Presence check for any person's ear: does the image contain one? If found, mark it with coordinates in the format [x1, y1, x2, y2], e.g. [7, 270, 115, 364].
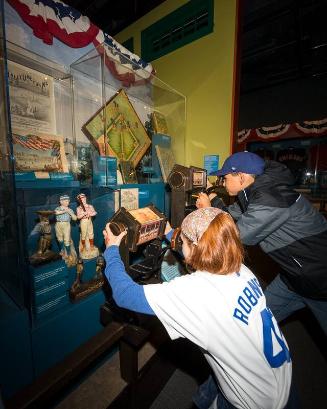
[239, 173, 245, 186]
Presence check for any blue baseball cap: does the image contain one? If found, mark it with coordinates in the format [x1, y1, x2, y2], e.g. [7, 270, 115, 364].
[210, 152, 265, 176]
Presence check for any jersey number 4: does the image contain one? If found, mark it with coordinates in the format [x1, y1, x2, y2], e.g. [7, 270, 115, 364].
[261, 308, 291, 368]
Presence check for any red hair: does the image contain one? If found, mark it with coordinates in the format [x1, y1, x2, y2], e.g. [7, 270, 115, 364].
[186, 213, 244, 274]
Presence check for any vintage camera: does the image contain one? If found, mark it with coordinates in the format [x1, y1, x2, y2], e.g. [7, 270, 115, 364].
[167, 164, 207, 227]
[101, 205, 168, 326]
[109, 205, 167, 281]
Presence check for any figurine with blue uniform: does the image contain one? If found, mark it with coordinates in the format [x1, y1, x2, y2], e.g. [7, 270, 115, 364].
[55, 194, 77, 266]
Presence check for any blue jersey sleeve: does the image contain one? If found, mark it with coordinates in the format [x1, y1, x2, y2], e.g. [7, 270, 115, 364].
[165, 229, 174, 242]
[104, 246, 155, 315]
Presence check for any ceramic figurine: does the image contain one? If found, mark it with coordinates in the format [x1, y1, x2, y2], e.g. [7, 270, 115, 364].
[70, 257, 84, 295]
[69, 256, 104, 302]
[95, 255, 105, 280]
[29, 210, 60, 265]
[54, 194, 77, 267]
[76, 193, 99, 259]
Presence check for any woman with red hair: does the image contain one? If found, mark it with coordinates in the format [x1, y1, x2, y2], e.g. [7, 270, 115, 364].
[103, 208, 292, 409]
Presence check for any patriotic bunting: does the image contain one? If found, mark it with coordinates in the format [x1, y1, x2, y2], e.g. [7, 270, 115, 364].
[237, 117, 327, 150]
[7, 0, 155, 86]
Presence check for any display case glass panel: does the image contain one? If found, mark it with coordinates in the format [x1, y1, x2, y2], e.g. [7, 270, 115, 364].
[5, 41, 75, 185]
[70, 43, 186, 186]
[0, 10, 23, 307]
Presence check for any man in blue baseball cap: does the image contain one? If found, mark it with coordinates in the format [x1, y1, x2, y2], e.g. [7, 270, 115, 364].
[197, 151, 327, 328]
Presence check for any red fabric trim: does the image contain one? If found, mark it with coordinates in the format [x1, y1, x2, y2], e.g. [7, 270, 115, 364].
[93, 40, 155, 87]
[237, 120, 327, 151]
[8, 0, 99, 47]
[7, 0, 155, 86]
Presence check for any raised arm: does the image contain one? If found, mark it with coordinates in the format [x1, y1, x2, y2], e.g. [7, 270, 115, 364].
[103, 224, 155, 315]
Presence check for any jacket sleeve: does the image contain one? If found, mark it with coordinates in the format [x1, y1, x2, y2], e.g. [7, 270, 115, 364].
[236, 203, 290, 245]
[104, 246, 155, 315]
[226, 202, 243, 220]
[211, 196, 243, 220]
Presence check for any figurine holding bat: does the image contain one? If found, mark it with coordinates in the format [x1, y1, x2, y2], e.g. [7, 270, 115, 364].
[76, 193, 99, 259]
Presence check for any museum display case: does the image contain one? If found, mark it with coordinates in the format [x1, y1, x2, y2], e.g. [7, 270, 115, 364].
[0, 18, 186, 395]
[1, 37, 186, 322]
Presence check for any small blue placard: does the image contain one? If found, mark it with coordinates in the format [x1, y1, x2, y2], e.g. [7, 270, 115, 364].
[15, 172, 37, 181]
[93, 156, 117, 186]
[50, 173, 74, 180]
[204, 155, 219, 176]
[139, 190, 150, 199]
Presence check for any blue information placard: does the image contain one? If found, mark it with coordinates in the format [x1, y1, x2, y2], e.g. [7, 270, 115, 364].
[204, 155, 219, 176]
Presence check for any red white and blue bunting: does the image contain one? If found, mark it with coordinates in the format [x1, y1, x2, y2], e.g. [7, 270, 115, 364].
[296, 118, 327, 134]
[7, 0, 155, 86]
[255, 124, 290, 139]
[237, 117, 327, 150]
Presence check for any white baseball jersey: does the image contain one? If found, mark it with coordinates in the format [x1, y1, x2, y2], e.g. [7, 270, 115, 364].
[144, 264, 291, 409]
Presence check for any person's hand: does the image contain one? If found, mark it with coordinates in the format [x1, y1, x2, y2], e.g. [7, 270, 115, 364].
[103, 223, 127, 248]
[165, 220, 173, 235]
[196, 192, 211, 208]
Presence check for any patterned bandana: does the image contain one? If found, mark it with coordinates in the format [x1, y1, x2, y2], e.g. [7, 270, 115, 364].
[181, 207, 224, 244]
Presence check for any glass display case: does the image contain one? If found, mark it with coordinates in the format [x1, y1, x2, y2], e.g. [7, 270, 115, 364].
[1, 38, 186, 325]
[5, 40, 186, 189]
[70, 42, 186, 186]
[1, 37, 186, 322]
[0, 2, 186, 399]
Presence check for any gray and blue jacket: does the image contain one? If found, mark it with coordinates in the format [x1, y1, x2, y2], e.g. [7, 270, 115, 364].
[213, 160, 327, 299]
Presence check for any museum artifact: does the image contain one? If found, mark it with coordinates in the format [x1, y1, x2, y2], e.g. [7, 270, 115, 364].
[29, 210, 61, 266]
[69, 255, 105, 301]
[82, 89, 151, 167]
[119, 160, 138, 184]
[13, 133, 68, 174]
[151, 110, 169, 134]
[167, 164, 207, 227]
[155, 144, 176, 182]
[76, 193, 99, 259]
[54, 194, 77, 267]
[8, 61, 56, 134]
[108, 205, 167, 280]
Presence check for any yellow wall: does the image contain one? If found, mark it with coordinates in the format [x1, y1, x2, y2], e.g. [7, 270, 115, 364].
[116, 0, 238, 168]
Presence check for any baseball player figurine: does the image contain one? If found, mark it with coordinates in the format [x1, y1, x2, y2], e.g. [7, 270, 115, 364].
[76, 193, 99, 259]
[29, 210, 61, 266]
[55, 194, 77, 266]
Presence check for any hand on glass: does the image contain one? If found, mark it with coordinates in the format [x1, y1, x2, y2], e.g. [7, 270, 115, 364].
[196, 192, 211, 208]
[103, 223, 127, 248]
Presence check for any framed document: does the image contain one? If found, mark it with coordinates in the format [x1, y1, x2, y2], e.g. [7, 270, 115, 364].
[8, 61, 56, 134]
[120, 188, 139, 211]
[82, 89, 151, 167]
[13, 133, 68, 173]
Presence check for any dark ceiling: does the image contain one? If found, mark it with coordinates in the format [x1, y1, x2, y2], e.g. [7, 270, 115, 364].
[63, 0, 327, 94]
[241, 0, 327, 93]
[63, 0, 167, 36]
